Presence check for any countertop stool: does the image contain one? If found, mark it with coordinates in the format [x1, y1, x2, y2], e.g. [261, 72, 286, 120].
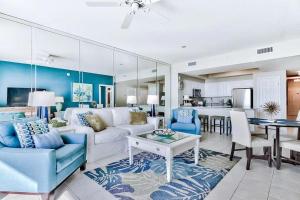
[210, 115, 225, 135]
[226, 117, 232, 136]
[199, 114, 209, 132]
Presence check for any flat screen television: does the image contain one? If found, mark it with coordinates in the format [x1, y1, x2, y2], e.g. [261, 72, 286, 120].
[7, 87, 46, 107]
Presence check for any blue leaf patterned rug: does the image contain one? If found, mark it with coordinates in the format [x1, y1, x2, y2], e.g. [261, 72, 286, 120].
[84, 148, 240, 200]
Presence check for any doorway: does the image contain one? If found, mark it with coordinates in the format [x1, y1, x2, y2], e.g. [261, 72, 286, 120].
[99, 85, 114, 108]
[287, 79, 300, 119]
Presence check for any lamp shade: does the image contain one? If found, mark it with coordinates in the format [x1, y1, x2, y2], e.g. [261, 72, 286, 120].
[55, 96, 64, 103]
[147, 95, 159, 105]
[183, 95, 190, 100]
[127, 95, 137, 104]
[28, 91, 55, 107]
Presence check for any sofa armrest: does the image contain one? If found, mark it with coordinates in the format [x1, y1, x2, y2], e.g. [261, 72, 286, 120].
[61, 133, 87, 146]
[0, 148, 56, 193]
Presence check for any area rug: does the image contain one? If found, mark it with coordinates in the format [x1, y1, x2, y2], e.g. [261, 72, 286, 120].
[84, 148, 240, 200]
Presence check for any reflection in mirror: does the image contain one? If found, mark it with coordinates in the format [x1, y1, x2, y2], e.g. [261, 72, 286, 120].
[0, 18, 35, 117]
[32, 28, 80, 118]
[114, 51, 138, 107]
[80, 41, 114, 108]
[137, 58, 158, 115]
[157, 63, 171, 121]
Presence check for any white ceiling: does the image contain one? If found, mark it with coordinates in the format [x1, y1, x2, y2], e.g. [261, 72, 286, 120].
[0, 0, 300, 63]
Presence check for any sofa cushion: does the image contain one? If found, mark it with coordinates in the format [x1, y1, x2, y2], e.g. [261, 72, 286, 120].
[56, 144, 85, 173]
[112, 107, 130, 126]
[33, 130, 64, 149]
[130, 112, 147, 125]
[117, 124, 155, 136]
[171, 122, 196, 132]
[94, 127, 129, 144]
[0, 122, 21, 148]
[92, 108, 114, 127]
[77, 112, 93, 127]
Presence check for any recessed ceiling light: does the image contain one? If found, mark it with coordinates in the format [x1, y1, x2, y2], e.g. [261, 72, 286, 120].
[181, 45, 187, 49]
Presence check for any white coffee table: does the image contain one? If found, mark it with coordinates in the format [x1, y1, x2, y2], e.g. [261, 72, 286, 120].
[127, 131, 200, 182]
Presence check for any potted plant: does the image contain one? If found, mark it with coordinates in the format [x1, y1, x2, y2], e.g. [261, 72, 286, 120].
[261, 101, 280, 120]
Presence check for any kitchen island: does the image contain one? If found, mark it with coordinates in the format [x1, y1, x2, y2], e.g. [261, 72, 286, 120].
[186, 106, 255, 118]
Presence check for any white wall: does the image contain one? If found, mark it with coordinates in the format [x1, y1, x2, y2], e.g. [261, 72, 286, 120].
[171, 38, 300, 109]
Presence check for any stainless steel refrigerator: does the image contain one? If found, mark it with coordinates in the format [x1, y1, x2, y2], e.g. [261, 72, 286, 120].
[232, 88, 253, 109]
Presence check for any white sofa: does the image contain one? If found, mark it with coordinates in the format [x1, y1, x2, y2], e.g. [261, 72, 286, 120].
[65, 107, 154, 163]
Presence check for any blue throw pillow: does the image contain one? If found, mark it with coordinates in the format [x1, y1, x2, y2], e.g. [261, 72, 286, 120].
[0, 122, 21, 148]
[32, 130, 64, 149]
[177, 109, 194, 124]
[77, 112, 92, 127]
[14, 119, 49, 148]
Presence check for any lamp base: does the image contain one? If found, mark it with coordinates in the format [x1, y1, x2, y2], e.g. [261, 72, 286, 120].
[37, 106, 49, 122]
[150, 104, 156, 117]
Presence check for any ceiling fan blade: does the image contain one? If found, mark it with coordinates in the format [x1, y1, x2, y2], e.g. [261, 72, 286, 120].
[121, 12, 134, 29]
[86, 1, 120, 7]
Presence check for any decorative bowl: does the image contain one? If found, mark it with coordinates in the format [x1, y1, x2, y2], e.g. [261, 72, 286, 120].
[154, 129, 175, 137]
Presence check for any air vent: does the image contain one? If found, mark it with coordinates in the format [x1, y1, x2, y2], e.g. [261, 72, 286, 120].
[188, 61, 197, 67]
[257, 47, 273, 54]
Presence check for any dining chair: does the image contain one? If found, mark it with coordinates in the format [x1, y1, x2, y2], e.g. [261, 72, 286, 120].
[278, 140, 300, 168]
[229, 111, 273, 170]
[272, 110, 300, 156]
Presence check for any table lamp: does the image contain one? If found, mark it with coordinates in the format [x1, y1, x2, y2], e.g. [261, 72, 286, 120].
[28, 91, 55, 122]
[127, 95, 137, 107]
[55, 96, 64, 112]
[147, 95, 159, 117]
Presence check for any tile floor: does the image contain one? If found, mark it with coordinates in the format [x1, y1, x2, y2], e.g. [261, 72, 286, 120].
[1, 132, 300, 200]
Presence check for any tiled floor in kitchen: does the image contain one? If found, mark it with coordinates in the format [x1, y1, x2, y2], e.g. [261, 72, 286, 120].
[1, 132, 299, 200]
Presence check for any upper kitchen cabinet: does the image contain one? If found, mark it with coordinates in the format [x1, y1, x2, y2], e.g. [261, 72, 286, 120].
[80, 41, 114, 76]
[32, 28, 79, 71]
[0, 18, 31, 64]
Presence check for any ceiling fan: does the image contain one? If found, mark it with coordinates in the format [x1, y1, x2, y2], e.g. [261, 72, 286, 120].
[86, 0, 163, 29]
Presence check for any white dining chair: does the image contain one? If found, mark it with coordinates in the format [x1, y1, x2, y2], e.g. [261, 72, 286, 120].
[229, 111, 273, 170]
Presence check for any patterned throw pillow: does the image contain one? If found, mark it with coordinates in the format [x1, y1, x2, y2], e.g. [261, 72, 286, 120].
[77, 112, 93, 127]
[14, 119, 49, 148]
[177, 109, 194, 124]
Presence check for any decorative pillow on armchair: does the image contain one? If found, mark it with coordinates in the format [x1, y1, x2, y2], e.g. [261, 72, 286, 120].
[14, 119, 49, 148]
[177, 109, 194, 124]
[33, 129, 64, 149]
[85, 114, 107, 132]
[130, 112, 147, 125]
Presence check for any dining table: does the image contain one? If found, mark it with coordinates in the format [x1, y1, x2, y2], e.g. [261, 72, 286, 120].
[248, 118, 300, 169]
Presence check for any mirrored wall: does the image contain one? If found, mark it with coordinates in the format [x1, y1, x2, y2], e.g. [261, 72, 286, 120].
[0, 15, 171, 119]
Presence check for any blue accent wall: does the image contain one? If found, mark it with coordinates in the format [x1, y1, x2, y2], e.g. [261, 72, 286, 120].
[0, 60, 113, 110]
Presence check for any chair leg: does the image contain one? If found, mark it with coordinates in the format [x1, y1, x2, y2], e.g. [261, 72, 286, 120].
[219, 120, 222, 135]
[80, 162, 87, 171]
[210, 118, 212, 133]
[223, 119, 225, 134]
[230, 142, 235, 161]
[273, 138, 276, 157]
[268, 147, 272, 167]
[246, 147, 252, 170]
[214, 119, 216, 132]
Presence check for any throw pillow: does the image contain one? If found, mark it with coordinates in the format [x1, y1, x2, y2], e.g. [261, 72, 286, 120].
[33, 130, 64, 149]
[85, 114, 107, 132]
[77, 112, 93, 127]
[177, 109, 194, 124]
[14, 119, 49, 148]
[130, 112, 147, 125]
[14, 121, 36, 148]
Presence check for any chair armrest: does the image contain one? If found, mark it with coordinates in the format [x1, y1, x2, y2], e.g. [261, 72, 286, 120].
[194, 116, 201, 135]
[72, 125, 95, 145]
[167, 117, 176, 129]
[0, 148, 56, 193]
[61, 133, 87, 146]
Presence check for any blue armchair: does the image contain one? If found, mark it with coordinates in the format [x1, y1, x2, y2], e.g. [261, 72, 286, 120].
[0, 122, 87, 199]
[167, 108, 201, 135]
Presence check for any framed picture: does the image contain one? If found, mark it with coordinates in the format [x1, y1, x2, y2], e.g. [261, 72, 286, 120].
[72, 83, 93, 102]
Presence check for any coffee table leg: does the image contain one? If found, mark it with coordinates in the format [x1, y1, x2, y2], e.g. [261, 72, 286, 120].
[195, 139, 199, 165]
[166, 151, 173, 182]
[129, 145, 133, 165]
